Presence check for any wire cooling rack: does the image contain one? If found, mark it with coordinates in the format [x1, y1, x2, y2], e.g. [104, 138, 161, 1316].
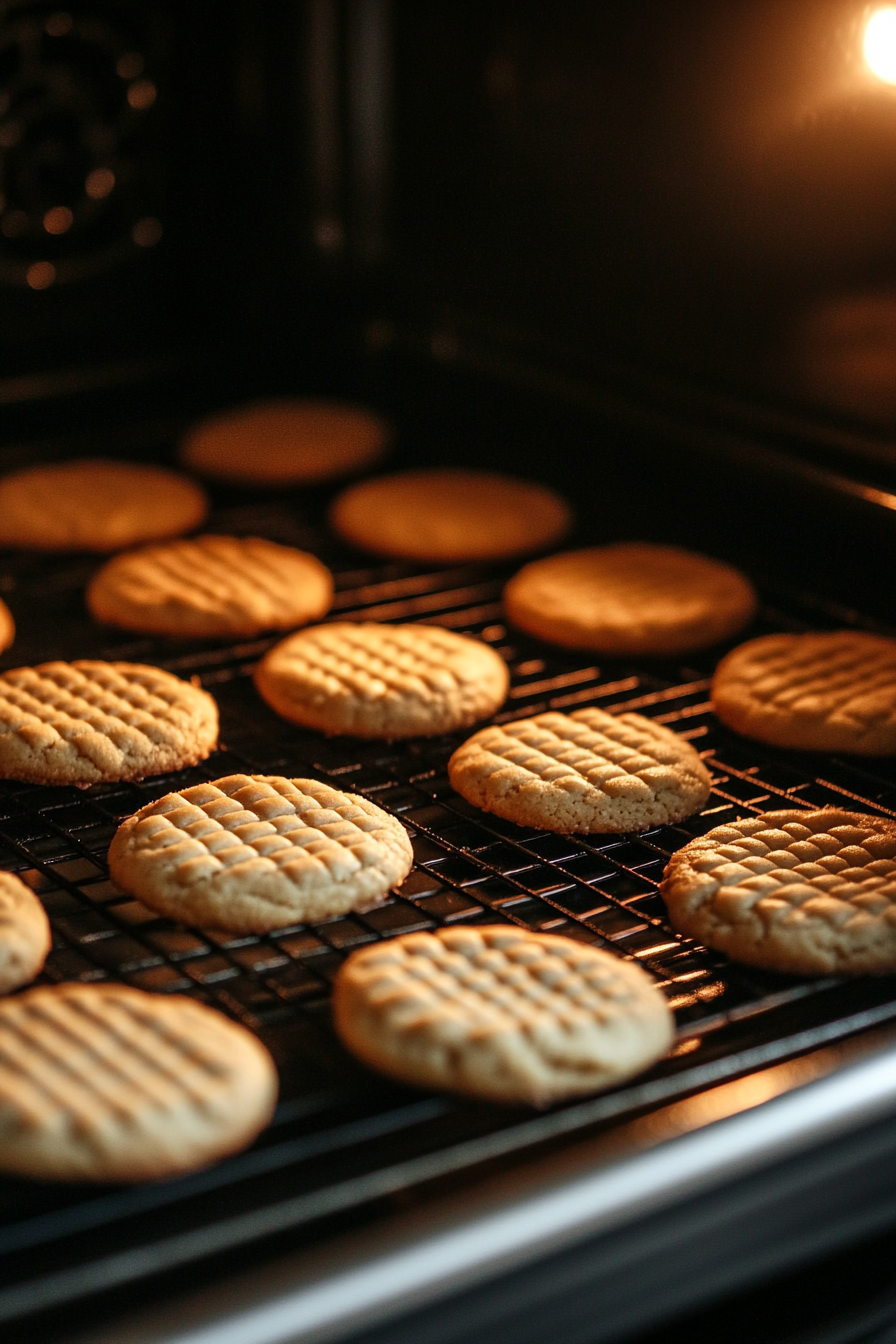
[2, 497, 896, 1327]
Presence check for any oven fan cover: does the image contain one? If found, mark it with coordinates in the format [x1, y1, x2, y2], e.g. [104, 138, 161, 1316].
[0, 1, 162, 289]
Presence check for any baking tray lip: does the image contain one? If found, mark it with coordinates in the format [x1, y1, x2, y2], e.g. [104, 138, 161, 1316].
[62, 1026, 896, 1344]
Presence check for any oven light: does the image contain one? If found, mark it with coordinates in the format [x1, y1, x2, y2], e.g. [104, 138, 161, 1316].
[864, 6, 896, 83]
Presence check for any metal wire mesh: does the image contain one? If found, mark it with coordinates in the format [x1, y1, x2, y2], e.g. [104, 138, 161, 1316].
[3, 500, 896, 1317]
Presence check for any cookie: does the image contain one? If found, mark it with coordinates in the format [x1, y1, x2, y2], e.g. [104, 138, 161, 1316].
[448, 707, 712, 834]
[0, 982, 277, 1180]
[504, 543, 757, 656]
[0, 597, 14, 655]
[108, 773, 414, 933]
[0, 660, 218, 785]
[329, 468, 572, 564]
[661, 808, 896, 975]
[333, 925, 674, 1105]
[0, 872, 50, 993]
[179, 399, 390, 486]
[87, 535, 334, 638]
[254, 622, 510, 739]
[712, 631, 896, 755]
[0, 459, 207, 553]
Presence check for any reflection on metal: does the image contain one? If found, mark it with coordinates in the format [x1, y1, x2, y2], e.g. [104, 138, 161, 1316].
[75, 1034, 896, 1344]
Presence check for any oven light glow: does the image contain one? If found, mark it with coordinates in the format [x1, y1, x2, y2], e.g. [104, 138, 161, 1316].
[864, 7, 896, 83]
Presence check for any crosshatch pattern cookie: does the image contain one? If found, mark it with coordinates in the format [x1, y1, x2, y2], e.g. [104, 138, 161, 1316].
[0, 872, 50, 994]
[254, 622, 510, 739]
[179, 399, 390, 486]
[504, 543, 757, 656]
[712, 631, 896, 755]
[661, 809, 896, 975]
[87, 535, 334, 638]
[0, 983, 278, 1181]
[448, 707, 712, 834]
[333, 925, 674, 1106]
[0, 660, 218, 785]
[0, 459, 208, 553]
[109, 773, 414, 933]
[330, 469, 572, 564]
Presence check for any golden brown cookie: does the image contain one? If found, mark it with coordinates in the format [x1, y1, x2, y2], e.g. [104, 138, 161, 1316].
[108, 773, 414, 933]
[0, 982, 277, 1180]
[333, 925, 674, 1105]
[87, 535, 334, 638]
[0, 660, 218, 785]
[661, 808, 896, 975]
[0, 459, 207, 553]
[179, 399, 390, 486]
[504, 543, 757, 656]
[0, 597, 14, 655]
[254, 622, 509, 739]
[712, 631, 896, 755]
[329, 468, 572, 563]
[449, 707, 711, 834]
[0, 872, 50, 993]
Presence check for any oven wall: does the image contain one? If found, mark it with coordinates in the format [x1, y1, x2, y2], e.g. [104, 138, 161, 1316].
[390, 1, 896, 422]
[1, 1, 895, 554]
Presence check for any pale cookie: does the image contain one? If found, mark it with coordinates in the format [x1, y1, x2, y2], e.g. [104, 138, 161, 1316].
[0, 660, 218, 785]
[712, 631, 896, 755]
[180, 399, 390, 486]
[504, 543, 757, 656]
[108, 773, 414, 933]
[0, 459, 207, 553]
[448, 707, 712, 834]
[87, 535, 334, 638]
[0, 872, 50, 993]
[254, 622, 509, 739]
[661, 808, 896, 975]
[333, 925, 674, 1106]
[0, 983, 277, 1181]
[330, 468, 572, 563]
[0, 597, 14, 655]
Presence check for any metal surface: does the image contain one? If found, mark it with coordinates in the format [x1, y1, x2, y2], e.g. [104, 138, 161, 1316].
[69, 1026, 896, 1344]
[3, 493, 896, 1336]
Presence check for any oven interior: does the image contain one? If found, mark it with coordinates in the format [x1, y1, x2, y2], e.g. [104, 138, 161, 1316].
[3, 3, 896, 1343]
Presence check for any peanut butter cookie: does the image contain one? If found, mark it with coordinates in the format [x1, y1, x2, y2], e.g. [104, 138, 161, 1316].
[0, 983, 277, 1180]
[449, 707, 711, 833]
[334, 925, 673, 1105]
[712, 631, 896, 755]
[109, 773, 414, 932]
[330, 468, 571, 563]
[0, 459, 207, 552]
[504, 543, 757, 656]
[0, 660, 218, 785]
[180, 399, 390, 486]
[662, 808, 896, 974]
[88, 535, 333, 638]
[254, 622, 509, 738]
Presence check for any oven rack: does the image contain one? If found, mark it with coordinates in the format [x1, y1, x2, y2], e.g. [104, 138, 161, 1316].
[3, 501, 896, 1334]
